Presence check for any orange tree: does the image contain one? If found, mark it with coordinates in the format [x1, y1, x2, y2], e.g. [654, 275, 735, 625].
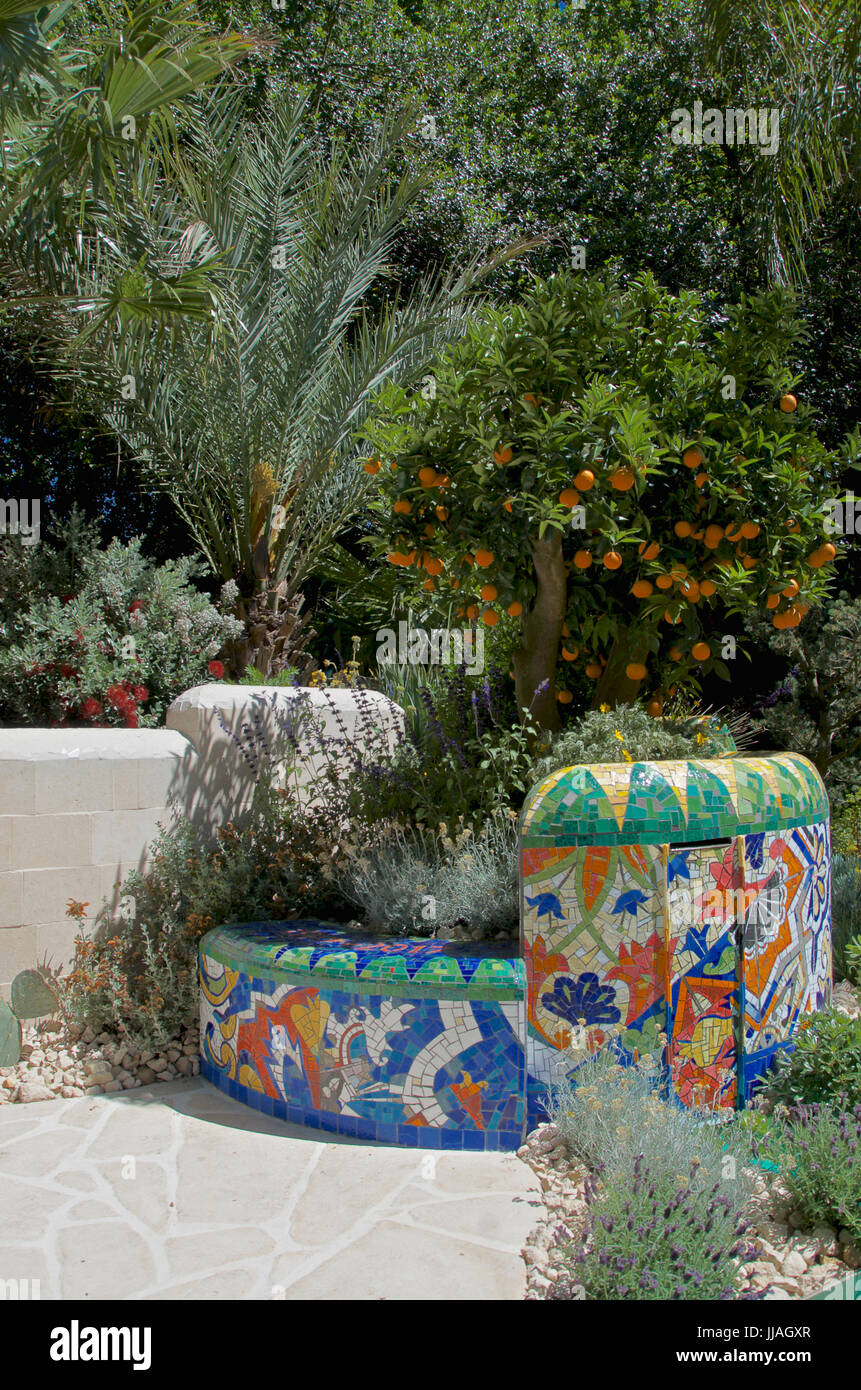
[361, 271, 844, 731]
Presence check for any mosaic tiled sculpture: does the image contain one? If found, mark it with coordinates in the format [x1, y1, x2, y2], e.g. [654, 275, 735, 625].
[199, 753, 831, 1148]
[521, 753, 831, 1116]
[199, 923, 527, 1148]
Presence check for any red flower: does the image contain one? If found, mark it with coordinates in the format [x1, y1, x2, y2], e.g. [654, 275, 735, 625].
[60, 663, 76, 679]
[123, 711, 139, 729]
[129, 600, 144, 614]
[208, 660, 225, 679]
[132, 685, 149, 702]
[79, 698, 102, 720]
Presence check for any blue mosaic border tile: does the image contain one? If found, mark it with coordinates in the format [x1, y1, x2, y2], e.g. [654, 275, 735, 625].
[200, 1057, 523, 1151]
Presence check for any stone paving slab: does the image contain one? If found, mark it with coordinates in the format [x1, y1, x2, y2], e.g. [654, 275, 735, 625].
[0, 1079, 539, 1300]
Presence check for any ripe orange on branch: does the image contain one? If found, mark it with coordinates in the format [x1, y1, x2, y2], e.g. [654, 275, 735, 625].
[559, 488, 580, 508]
[691, 641, 711, 662]
[610, 467, 636, 491]
[364, 459, 381, 474]
[474, 548, 494, 568]
[603, 550, 623, 570]
[507, 600, 524, 617]
[573, 550, 593, 569]
[674, 521, 693, 538]
[780, 394, 798, 413]
[393, 499, 411, 514]
[683, 446, 704, 469]
[638, 540, 660, 561]
[419, 465, 438, 487]
[574, 469, 595, 491]
[494, 446, 513, 464]
[480, 583, 498, 601]
[632, 579, 653, 598]
[626, 662, 647, 681]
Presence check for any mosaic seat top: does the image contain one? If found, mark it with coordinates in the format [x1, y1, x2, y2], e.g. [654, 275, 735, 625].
[521, 753, 828, 848]
[200, 920, 524, 999]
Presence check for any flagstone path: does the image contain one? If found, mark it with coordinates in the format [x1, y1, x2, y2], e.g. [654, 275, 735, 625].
[0, 1078, 539, 1300]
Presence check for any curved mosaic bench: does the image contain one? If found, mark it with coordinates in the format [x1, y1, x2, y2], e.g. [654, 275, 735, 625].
[199, 922, 527, 1150]
[199, 752, 832, 1147]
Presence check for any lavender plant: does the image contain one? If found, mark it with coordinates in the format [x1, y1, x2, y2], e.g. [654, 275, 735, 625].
[779, 1104, 861, 1243]
[548, 1155, 757, 1301]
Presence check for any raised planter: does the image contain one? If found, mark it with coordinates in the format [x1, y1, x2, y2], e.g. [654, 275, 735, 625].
[199, 752, 833, 1148]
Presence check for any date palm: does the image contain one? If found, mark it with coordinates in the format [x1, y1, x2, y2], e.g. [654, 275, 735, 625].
[48, 94, 533, 676]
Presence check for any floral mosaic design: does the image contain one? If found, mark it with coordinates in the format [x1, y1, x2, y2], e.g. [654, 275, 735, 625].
[520, 754, 832, 1117]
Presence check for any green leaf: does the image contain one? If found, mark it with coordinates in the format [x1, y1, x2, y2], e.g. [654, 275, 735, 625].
[0, 999, 22, 1066]
[11, 968, 58, 1019]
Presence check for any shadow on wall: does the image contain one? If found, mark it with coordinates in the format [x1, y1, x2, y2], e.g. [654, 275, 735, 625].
[163, 681, 405, 832]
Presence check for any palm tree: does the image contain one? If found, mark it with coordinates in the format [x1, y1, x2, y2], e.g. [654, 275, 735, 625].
[43, 94, 534, 676]
[0, 0, 255, 340]
[696, 0, 861, 285]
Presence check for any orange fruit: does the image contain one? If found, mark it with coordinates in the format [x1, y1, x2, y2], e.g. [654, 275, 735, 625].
[691, 641, 711, 662]
[557, 689, 573, 703]
[683, 446, 704, 469]
[638, 540, 661, 561]
[786, 518, 800, 533]
[780, 394, 798, 413]
[669, 564, 688, 580]
[698, 579, 717, 598]
[508, 600, 523, 617]
[603, 550, 623, 570]
[674, 521, 693, 538]
[704, 524, 724, 549]
[387, 552, 403, 566]
[480, 583, 498, 601]
[562, 645, 579, 661]
[585, 662, 602, 679]
[436, 505, 449, 521]
[664, 610, 681, 624]
[695, 472, 709, 489]
[681, 579, 700, 602]
[782, 579, 800, 598]
[562, 623, 570, 637]
[632, 579, 653, 598]
[626, 662, 647, 681]
[466, 605, 479, 621]
[573, 550, 593, 569]
[610, 467, 635, 491]
[462, 553, 475, 567]
[393, 499, 411, 515]
[503, 499, 513, 514]
[419, 465, 438, 486]
[740, 521, 760, 540]
[452, 579, 460, 591]
[559, 488, 580, 508]
[725, 523, 744, 542]
[574, 469, 595, 491]
[436, 474, 451, 488]
[364, 459, 381, 474]
[766, 593, 781, 609]
[773, 611, 791, 629]
[741, 555, 758, 570]
[481, 608, 498, 626]
[424, 556, 444, 577]
[655, 574, 674, 590]
[423, 523, 436, 537]
[474, 548, 494, 568]
[820, 542, 837, 561]
[669, 646, 683, 662]
[494, 445, 513, 465]
[646, 697, 664, 717]
[423, 578, 435, 591]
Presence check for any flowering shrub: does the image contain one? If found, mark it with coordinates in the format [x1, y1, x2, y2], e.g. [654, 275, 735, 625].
[548, 1155, 756, 1301]
[529, 704, 737, 785]
[57, 780, 354, 1047]
[779, 1103, 861, 1243]
[0, 522, 243, 726]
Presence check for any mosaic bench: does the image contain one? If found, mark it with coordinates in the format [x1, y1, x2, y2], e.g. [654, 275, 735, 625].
[199, 922, 527, 1150]
[200, 752, 832, 1148]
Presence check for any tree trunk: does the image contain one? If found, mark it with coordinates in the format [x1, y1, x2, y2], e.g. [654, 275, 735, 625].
[591, 626, 649, 709]
[513, 529, 567, 732]
[225, 580, 316, 681]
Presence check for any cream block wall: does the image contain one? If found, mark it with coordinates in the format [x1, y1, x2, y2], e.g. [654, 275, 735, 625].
[0, 729, 194, 993]
[0, 686, 403, 992]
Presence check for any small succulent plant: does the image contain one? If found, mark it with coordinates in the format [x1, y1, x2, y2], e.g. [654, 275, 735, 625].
[0, 969, 59, 1066]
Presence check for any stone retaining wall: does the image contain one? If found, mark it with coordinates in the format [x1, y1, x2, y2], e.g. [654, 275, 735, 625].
[0, 685, 403, 992]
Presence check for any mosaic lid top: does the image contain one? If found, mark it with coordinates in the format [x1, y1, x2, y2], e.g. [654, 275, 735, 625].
[520, 753, 828, 848]
[200, 920, 524, 997]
